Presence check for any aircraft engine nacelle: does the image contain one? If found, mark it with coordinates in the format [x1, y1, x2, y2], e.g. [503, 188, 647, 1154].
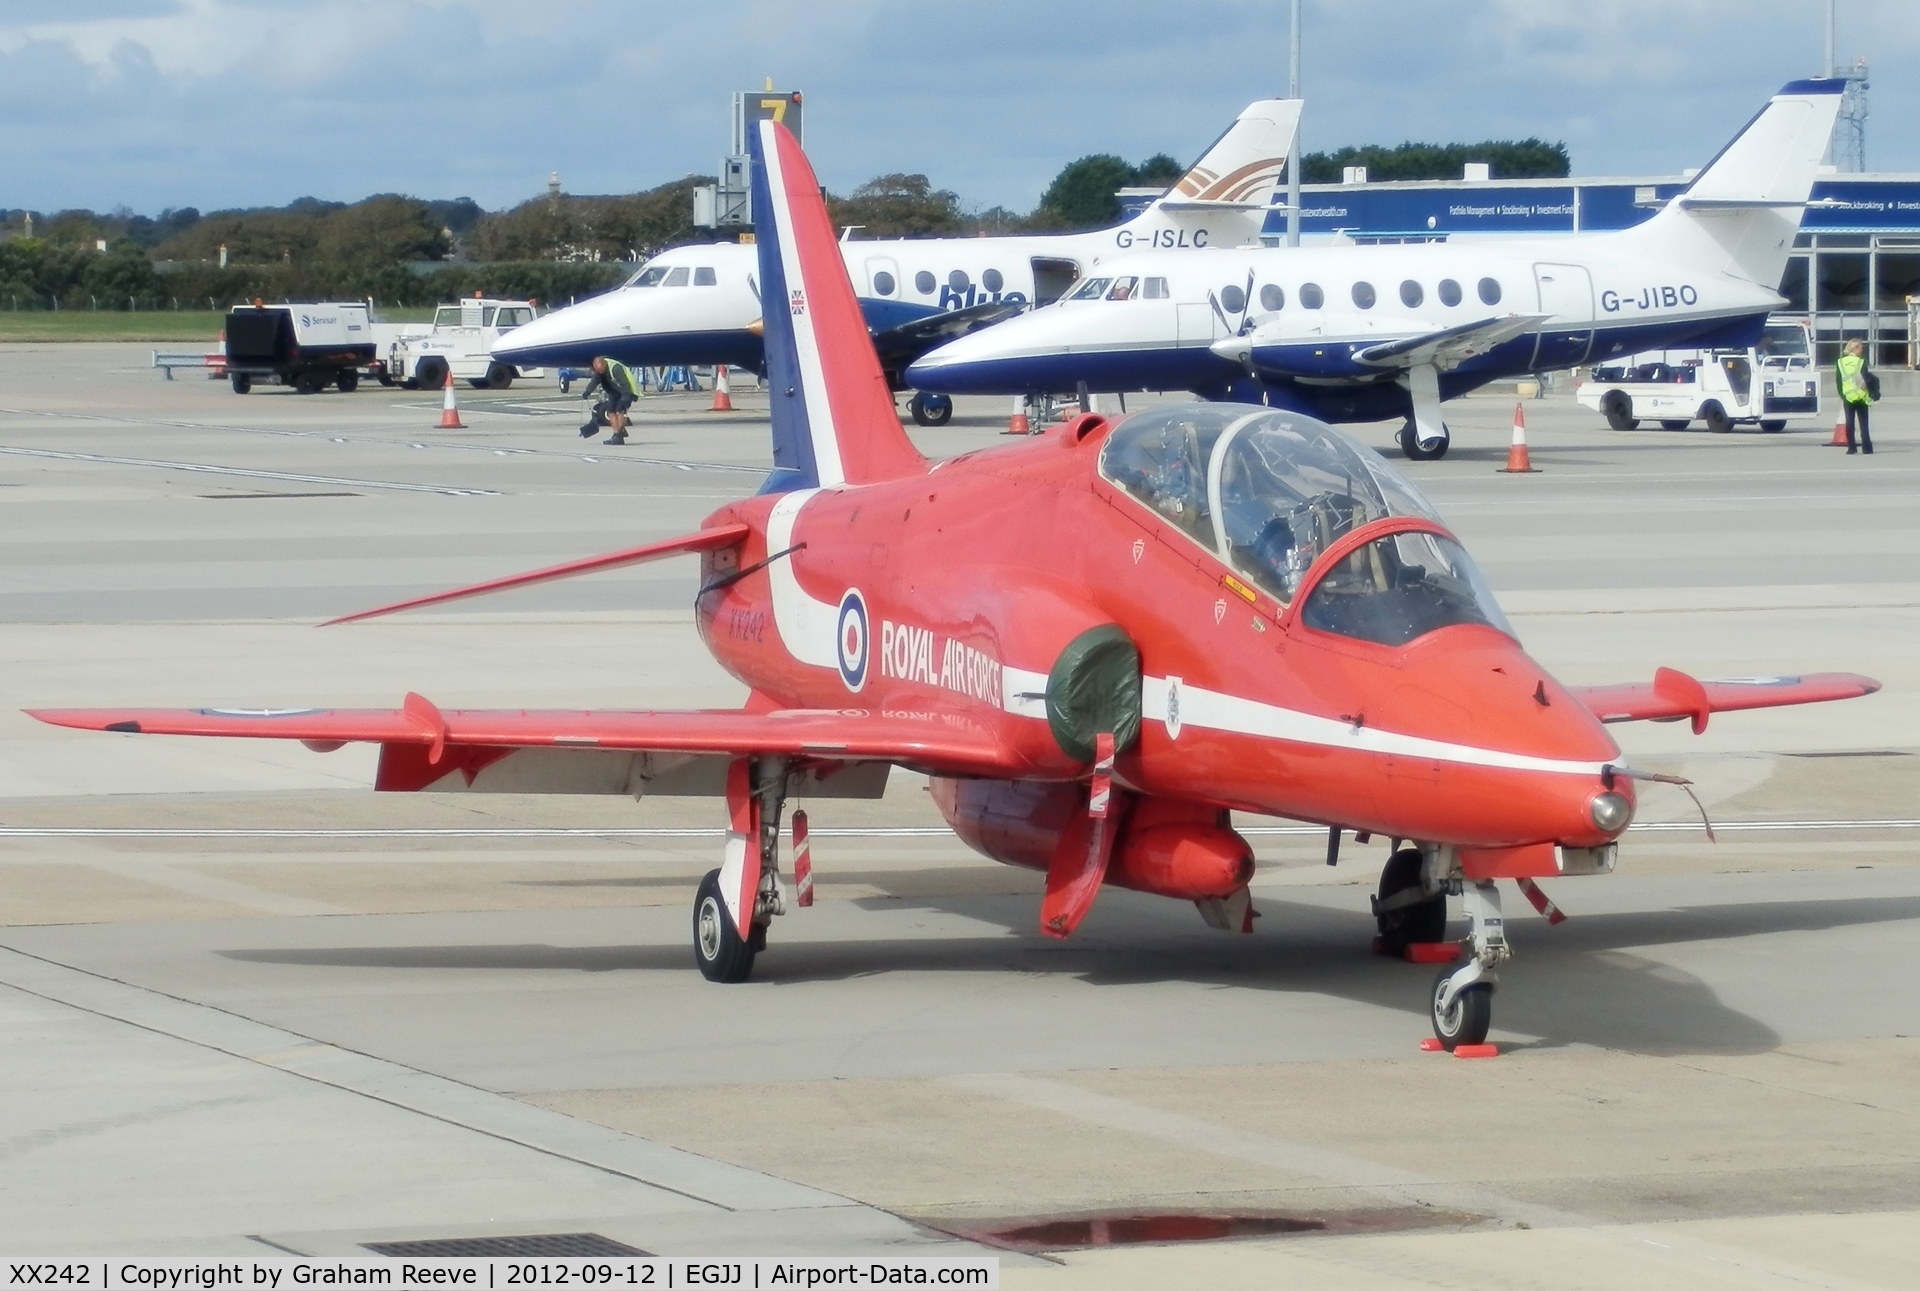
[929, 777, 1254, 901]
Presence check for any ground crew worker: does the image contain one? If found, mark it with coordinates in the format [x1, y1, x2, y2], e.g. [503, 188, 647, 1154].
[1837, 338, 1874, 455]
[579, 356, 639, 444]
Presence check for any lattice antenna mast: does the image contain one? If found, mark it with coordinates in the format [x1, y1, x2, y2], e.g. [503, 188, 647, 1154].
[1835, 57, 1869, 172]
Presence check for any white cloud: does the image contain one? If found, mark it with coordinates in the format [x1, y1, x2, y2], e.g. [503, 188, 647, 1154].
[2, 0, 1916, 215]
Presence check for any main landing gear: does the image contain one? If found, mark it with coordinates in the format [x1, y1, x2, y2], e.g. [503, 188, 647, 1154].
[1371, 846, 1508, 1050]
[692, 757, 788, 983]
[1396, 361, 1451, 460]
[908, 392, 953, 426]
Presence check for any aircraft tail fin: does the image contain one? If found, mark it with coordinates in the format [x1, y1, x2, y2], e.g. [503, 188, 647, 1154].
[1619, 79, 1845, 288]
[750, 120, 926, 493]
[1154, 98, 1302, 209]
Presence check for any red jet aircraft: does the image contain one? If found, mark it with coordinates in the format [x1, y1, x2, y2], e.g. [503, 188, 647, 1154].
[31, 123, 1880, 1049]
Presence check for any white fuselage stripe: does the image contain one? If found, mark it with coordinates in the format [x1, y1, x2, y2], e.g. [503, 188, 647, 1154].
[766, 489, 838, 669]
[1142, 676, 1611, 776]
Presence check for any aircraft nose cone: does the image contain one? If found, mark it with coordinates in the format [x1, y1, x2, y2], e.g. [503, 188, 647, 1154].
[908, 317, 1061, 394]
[490, 308, 581, 365]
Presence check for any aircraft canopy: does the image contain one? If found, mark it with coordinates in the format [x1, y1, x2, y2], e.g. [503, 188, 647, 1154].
[1100, 405, 1513, 644]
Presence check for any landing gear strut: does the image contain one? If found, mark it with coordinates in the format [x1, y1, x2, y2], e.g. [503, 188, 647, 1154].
[1396, 362, 1450, 460]
[1430, 879, 1505, 1049]
[693, 757, 788, 983]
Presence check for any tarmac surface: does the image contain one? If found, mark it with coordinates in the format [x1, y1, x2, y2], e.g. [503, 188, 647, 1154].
[2, 344, 1918, 1286]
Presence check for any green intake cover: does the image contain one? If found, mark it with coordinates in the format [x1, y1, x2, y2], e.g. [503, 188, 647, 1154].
[1045, 624, 1142, 763]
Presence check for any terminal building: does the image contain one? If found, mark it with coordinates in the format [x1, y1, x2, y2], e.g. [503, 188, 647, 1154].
[1228, 171, 1920, 367]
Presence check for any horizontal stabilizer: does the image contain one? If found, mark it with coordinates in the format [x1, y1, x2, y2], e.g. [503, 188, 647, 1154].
[28, 702, 1027, 778]
[322, 524, 751, 624]
[1568, 669, 1879, 732]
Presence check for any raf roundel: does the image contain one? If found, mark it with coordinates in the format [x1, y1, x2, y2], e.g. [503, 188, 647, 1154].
[836, 588, 870, 692]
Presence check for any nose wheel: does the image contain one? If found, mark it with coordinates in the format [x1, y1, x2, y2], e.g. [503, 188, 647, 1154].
[1431, 971, 1492, 1047]
[1429, 879, 1507, 1050]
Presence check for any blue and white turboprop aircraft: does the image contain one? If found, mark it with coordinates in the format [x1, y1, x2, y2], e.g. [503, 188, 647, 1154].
[907, 79, 1844, 457]
[493, 99, 1302, 424]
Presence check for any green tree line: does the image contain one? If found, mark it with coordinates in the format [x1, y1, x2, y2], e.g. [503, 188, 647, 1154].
[0, 135, 1568, 310]
[1300, 138, 1569, 183]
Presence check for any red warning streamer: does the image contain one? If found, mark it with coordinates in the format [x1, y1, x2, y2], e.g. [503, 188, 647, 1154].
[1516, 876, 1566, 925]
[793, 809, 813, 908]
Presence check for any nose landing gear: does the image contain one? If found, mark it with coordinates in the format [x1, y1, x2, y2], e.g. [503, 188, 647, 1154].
[1429, 879, 1506, 1050]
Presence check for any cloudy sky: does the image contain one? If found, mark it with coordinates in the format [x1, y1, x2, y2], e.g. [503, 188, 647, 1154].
[3, 0, 1915, 217]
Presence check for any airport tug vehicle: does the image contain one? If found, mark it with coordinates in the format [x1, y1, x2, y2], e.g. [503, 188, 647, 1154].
[1577, 318, 1820, 433]
[31, 124, 1879, 1049]
[377, 297, 545, 391]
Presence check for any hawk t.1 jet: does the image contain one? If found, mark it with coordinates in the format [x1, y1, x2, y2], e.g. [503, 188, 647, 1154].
[30, 117, 1877, 1049]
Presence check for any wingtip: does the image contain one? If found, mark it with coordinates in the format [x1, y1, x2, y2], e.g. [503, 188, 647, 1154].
[24, 709, 133, 733]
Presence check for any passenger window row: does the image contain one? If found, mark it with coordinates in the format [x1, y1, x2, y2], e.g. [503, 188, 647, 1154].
[1245, 276, 1501, 313]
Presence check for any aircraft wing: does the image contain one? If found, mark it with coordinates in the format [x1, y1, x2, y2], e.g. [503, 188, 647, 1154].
[27, 700, 1029, 785]
[1353, 314, 1548, 370]
[1566, 668, 1880, 734]
[871, 300, 1027, 378]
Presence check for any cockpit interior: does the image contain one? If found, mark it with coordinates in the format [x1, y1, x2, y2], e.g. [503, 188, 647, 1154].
[1099, 406, 1514, 647]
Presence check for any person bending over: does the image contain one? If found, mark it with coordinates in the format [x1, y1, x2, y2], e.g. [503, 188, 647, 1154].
[580, 356, 639, 444]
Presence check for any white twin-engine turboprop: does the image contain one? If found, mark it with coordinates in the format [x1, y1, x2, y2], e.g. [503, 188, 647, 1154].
[491, 98, 1304, 418]
[906, 79, 1846, 460]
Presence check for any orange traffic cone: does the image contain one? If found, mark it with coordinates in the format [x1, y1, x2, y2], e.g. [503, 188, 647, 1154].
[1500, 403, 1539, 473]
[1827, 411, 1849, 446]
[710, 364, 734, 412]
[438, 367, 464, 429]
[1006, 396, 1031, 435]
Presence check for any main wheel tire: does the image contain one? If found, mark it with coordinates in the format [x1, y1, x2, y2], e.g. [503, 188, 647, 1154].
[230, 373, 252, 395]
[1659, 419, 1691, 430]
[910, 392, 953, 427]
[1375, 847, 1446, 956]
[335, 369, 360, 394]
[1603, 394, 1639, 432]
[415, 359, 448, 392]
[1702, 401, 1733, 434]
[293, 371, 324, 395]
[1397, 419, 1450, 461]
[1431, 972, 1492, 1050]
[1759, 419, 1786, 432]
[485, 362, 515, 390]
[692, 869, 757, 983]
